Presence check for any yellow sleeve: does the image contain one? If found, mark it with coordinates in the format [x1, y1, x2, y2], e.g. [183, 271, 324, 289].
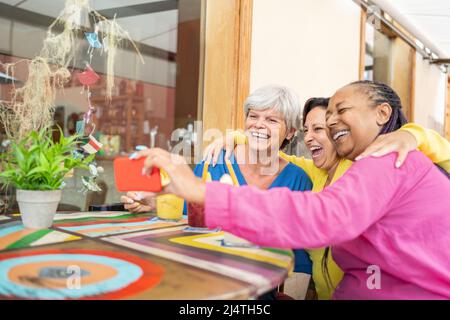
[278, 152, 318, 179]
[400, 123, 450, 172]
[232, 130, 247, 145]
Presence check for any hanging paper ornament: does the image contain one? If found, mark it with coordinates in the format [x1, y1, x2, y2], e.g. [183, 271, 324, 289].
[81, 135, 103, 154]
[89, 163, 98, 177]
[72, 150, 84, 160]
[83, 106, 95, 124]
[1, 139, 11, 148]
[75, 120, 85, 135]
[85, 32, 102, 49]
[81, 176, 102, 193]
[78, 64, 100, 86]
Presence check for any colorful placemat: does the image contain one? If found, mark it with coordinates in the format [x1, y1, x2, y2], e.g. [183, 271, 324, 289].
[0, 221, 81, 251]
[170, 232, 292, 269]
[55, 212, 187, 238]
[103, 227, 293, 294]
[53, 211, 154, 225]
[0, 249, 164, 299]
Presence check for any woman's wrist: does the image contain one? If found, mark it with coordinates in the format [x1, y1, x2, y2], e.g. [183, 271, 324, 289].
[192, 180, 206, 205]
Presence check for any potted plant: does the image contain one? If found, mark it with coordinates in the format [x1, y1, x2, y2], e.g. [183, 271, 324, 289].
[0, 126, 94, 229]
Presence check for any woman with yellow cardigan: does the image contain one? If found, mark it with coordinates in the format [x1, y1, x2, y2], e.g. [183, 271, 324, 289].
[203, 97, 450, 299]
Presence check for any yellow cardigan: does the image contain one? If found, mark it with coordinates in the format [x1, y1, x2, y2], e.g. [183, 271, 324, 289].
[402, 123, 450, 172]
[235, 123, 450, 299]
[277, 154, 349, 299]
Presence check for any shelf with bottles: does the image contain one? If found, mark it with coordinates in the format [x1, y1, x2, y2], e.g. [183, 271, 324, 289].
[86, 78, 147, 156]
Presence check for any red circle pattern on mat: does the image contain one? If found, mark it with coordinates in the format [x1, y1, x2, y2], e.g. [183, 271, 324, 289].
[0, 249, 164, 300]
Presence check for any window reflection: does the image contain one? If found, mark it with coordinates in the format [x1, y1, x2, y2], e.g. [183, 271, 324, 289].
[0, 0, 202, 211]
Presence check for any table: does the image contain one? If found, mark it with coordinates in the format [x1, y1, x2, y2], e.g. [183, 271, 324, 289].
[3, 202, 81, 214]
[0, 211, 293, 300]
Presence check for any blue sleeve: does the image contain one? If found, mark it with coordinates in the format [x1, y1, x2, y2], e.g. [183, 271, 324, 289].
[293, 249, 313, 274]
[290, 166, 313, 192]
[193, 162, 206, 178]
[293, 166, 313, 191]
[303, 174, 313, 191]
[183, 162, 206, 214]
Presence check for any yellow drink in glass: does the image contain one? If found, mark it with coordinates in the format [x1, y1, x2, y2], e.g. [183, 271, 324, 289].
[156, 194, 184, 220]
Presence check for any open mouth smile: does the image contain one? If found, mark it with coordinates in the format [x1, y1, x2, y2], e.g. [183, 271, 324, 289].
[250, 132, 270, 140]
[332, 130, 350, 142]
[309, 145, 323, 158]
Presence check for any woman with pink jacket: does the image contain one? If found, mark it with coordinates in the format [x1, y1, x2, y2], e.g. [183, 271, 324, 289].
[136, 81, 450, 299]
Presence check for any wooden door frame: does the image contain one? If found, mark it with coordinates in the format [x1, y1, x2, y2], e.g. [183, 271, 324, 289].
[200, 0, 253, 143]
[359, 8, 367, 80]
[358, 7, 416, 122]
[446, 76, 450, 140]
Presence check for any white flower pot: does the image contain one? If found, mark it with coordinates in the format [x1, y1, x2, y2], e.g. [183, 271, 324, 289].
[16, 189, 62, 229]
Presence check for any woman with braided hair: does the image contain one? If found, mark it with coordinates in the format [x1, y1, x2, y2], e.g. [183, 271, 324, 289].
[136, 80, 450, 299]
[351, 80, 450, 178]
[201, 81, 450, 299]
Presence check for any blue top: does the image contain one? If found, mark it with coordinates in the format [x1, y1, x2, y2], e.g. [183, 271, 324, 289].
[185, 149, 314, 274]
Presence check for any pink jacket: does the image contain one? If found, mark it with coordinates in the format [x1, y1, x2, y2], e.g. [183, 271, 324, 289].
[204, 152, 450, 299]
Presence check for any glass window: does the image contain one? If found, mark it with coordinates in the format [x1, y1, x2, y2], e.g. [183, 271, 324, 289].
[0, 0, 202, 211]
[364, 19, 415, 121]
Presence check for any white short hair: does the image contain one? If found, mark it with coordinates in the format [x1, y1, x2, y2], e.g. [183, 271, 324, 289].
[243, 85, 301, 131]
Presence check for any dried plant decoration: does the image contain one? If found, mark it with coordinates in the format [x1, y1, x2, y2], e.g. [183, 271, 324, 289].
[0, 0, 144, 143]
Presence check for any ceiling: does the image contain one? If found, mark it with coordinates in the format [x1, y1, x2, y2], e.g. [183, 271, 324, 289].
[379, 0, 450, 58]
[0, 0, 178, 53]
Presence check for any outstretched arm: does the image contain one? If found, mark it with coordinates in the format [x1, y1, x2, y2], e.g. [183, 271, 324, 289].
[357, 123, 450, 172]
[205, 154, 405, 249]
[401, 123, 450, 172]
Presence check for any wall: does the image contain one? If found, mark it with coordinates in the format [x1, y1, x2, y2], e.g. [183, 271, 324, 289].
[414, 52, 447, 135]
[446, 77, 450, 140]
[250, 0, 361, 107]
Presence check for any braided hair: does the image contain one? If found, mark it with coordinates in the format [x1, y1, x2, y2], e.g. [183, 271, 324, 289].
[350, 81, 449, 181]
[349, 80, 408, 134]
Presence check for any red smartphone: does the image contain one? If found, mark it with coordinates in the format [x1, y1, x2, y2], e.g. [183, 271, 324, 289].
[113, 157, 162, 192]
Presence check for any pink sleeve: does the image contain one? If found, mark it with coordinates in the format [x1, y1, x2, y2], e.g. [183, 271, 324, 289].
[205, 154, 405, 248]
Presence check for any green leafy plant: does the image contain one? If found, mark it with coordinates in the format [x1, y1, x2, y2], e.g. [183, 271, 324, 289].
[0, 126, 94, 191]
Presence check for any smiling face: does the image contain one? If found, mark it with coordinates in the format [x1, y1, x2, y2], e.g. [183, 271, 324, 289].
[303, 107, 339, 171]
[326, 85, 391, 160]
[245, 108, 294, 153]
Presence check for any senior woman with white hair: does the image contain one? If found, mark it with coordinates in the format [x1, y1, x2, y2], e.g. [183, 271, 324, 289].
[121, 85, 314, 298]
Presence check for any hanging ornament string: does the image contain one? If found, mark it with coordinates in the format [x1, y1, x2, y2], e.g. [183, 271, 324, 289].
[76, 8, 132, 194]
[85, 14, 103, 62]
[83, 92, 95, 124]
[77, 61, 100, 137]
[78, 62, 100, 87]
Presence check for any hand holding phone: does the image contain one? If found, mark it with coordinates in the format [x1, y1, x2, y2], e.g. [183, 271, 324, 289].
[114, 157, 162, 192]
